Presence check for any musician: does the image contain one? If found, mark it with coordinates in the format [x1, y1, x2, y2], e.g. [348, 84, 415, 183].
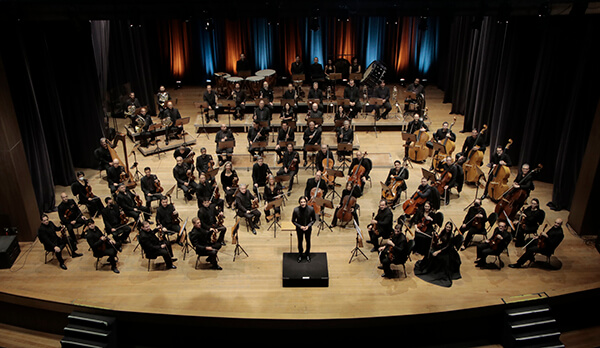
[334, 105, 349, 122]
[336, 119, 354, 158]
[410, 200, 436, 256]
[137, 107, 155, 147]
[309, 56, 325, 82]
[458, 128, 487, 161]
[159, 100, 183, 145]
[122, 92, 141, 119]
[277, 143, 300, 195]
[343, 79, 361, 118]
[406, 78, 424, 96]
[220, 161, 239, 208]
[290, 55, 304, 75]
[275, 121, 295, 159]
[349, 57, 362, 74]
[292, 196, 317, 263]
[58, 192, 88, 241]
[304, 171, 328, 200]
[490, 145, 512, 167]
[197, 198, 226, 246]
[459, 198, 487, 250]
[263, 175, 283, 222]
[231, 82, 246, 120]
[252, 156, 272, 198]
[439, 156, 460, 205]
[474, 221, 511, 268]
[367, 199, 394, 252]
[330, 181, 361, 228]
[156, 196, 182, 243]
[315, 144, 335, 173]
[513, 198, 546, 247]
[116, 184, 152, 223]
[85, 219, 121, 273]
[101, 197, 132, 244]
[196, 172, 224, 212]
[513, 163, 535, 195]
[71, 171, 104, 218]
[138, 220, 177, 270]
[324, 58, 336, 81]
[215, 124, 235, 166]
[259, 81, 274, 109]
[248, 121, 269, 159]
[302, 121, 321, 166]
[107, 159, 127, 194]
[383, 160, 409, 207]
[173, 145, 194, 162]
[195, 147, 215, 176]
[510, 218, 564, 268]
[379, 224, 409, 278]
[373, 80, 392, 120]
[189, 217, 222, 270]
[306, 101, 323, 122]
[202, 84, 219, 123]
[282, 83, 298, 104]
[307, 81, 324, 111]
[347, 151, 372, 195]
[38, 214, 82, 270]
[433, 121, 457, 147]
[414, 221, 462, 286]
[156, 85, 171, 114]
[235, 183, 261, 234]
[236, 53, 251, 74]
[173, 156, 198, 201]
[404, 113, 429, 160]
[94, 137, 113, 172]
[254, 99, 272, 125]
[140, 167, 163, 209]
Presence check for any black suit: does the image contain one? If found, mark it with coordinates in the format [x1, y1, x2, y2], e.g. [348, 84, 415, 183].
[368, 207, 394, 248]
[189, 226, 221, 267]
[203, 90, 219, 121]
[291, 205, 317, 256]
[343, 85, 361, 118]
[58, 199, 86, 241]
[101, 203, 131, 243]
[373, 86, 392, 119]
[86, 226, 119, 268]
[38, 221, 75, 265]
[138, 228, 174, 268]
[140, 174, 163, 209]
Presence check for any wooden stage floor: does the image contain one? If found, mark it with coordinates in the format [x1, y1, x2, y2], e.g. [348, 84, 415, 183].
[1, 85, 600, 346]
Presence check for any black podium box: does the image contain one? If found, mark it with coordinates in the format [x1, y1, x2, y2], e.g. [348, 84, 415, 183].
[282, 252, 329, 287]
[0, 235, 20, 269]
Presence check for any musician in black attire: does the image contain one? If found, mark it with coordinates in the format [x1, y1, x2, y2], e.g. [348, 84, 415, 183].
[336, 119, 354, 159]
[173, 145, 194, 162]
[513, 198, 546, 247]
[280, 101, 297, 121]
[458, 128, 487, 162]
[309, 57, 325, 82]
[383, 160, 409, 207]
[334, 105, 349, 122]
[367, 200, 394, 252]
[306, 102, 323, 124]
[231, 82, 246, 120]
[414, 221, 462, 287]
[315, 144, 335, 173]
[513, 163, 535, 196]
[58, 192, 88, 241]
[235, 184, 261, 234]
[220, 162, 239, 208]
[38, 214, 81, 270]
[304, 171, 328, 200]
[263, 175, 283, 222]
[195, 147, 215, 176]
[202, 84, 219, 123]
[475, 221, 511, 268]
[138, 221, 177, 270]
[258, 81, 274, 109]
[459, 199, 487, 250]
[189, 217, 222, 270]
[432, 121, 456, 167]
[343, 79, 361, 118]
[404, 113, 429, 160]
[173, 156, 198, 201]
[414, 176, 438, 210]
[116, 184, 151, 222]
[290, 55, 304, 75]
[439, 156, 460, 205]
[406, 78, 424, 95]
[331, 181, 361, 228]
[94, 138, 113, 172]
[253, 99, 272, 125]
[214, 124, 235, 166]
[197, 198, 226, 245]
[156, 85, 171, 114]
[307, 81, 324, 111]
[159, 100, 183, 145]
[71, 172, 104, 218]
[302, 121, 321, 166]
[85, 219, 121, 273]
[277, 143, 299, 195]
[282, 83, 299, 106]
[374, 80, 392, 120]
[137, 107, 155, 147]
[292, 196, 317, 263]
[410, 201, 437, 256]
[122, 92, 141, 120]
[236, 53, 251, 74]
[275, 121, 295, 159]
[379, 224, 410, 278]
[156, 196, 181, 243]
[510, 218, 564, 268]
[107, 159, 127, 194]
[248, 121, 269, 158]
[101, 197, 132, 244]
[140, 167, 163, 209]
[347, 151, 372, 195]
[252, 156, 272, 198]
[196, 172, 224, 212]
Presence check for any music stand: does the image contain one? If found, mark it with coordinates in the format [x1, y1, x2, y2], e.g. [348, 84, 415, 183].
[337, 143, 353, 172]
[304, 144, 321, 172]
[129, 145, 143, 181]
[401, 132, 417, 168]
[368, 98, 384, 137]
[205, 167, 220, 180]
[220, 100, 237, 128]
[175, 117, 191, 144]
[349, 218, 368, 263]
[265, 197, 284, 237]
[421, 168, 437, 183]
[430, 142, 447, 171]
[314, 197, 334, 235]
[148, 123, 164, 159]
[306, 117, 323, 126]
[349, 73, 363, 81]
[194, 102, 209, 139]
[274, 175, 291, 202]
[178, 218, 191, 260]
[218, 140, 235, 151]
[334, 119, 351, 128]
[232, 217, 249, 262]
[325, 169, 344, 202]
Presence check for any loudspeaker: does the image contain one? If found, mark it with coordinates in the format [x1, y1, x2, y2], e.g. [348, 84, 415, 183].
[0, 235, 20, 269]
[282, 252, 329, 287]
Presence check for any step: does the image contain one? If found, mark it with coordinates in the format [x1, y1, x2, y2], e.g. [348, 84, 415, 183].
[60, 336, 108, 348]
[64, 324, 112, 340]
[513, 340, 565, 348]
[513, 328, 561, 342]
[67, 312, 115, 329]
[506, 304, 551, 318]
[509, 316, 557, 330]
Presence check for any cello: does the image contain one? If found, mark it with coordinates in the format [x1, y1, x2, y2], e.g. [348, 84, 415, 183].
[402, 187, 428, 216]
[486, 139, 513, 202]
[348, 152, 368, 188]
[495, 164, 542, 222]
[433, 117, 457, 172]
[307, 176, 324, 215]
[463, 125, 488, 184]
[336, 184, 357, 224]
[322, 150, 336, 186]
[432, 160, 454, 196]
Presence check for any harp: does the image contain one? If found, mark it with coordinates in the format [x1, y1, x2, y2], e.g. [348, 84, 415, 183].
[107, 133, 137, 189]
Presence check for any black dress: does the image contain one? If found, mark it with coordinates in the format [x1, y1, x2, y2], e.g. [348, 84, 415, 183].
[414, 230, 462, 287]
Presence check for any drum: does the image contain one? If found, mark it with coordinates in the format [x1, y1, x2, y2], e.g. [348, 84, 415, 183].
[245, 75, 265, 97]
[214, 72, 230, 89]
[361, 61, 387, 88]
[256, 69, 277, 87]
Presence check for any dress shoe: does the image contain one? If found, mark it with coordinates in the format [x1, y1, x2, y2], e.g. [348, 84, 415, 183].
[60, 263, 67, 270]
[168, 265, 177, 270]
[252, 228, 257, 235]
[72, 252, 83, 258]
[171, 257, 178, 262]
[297, 255, 303, 263]
[112, 267, 120, 274]
[508, 263, 522, 269]
[306, 255, 311, 263]
[212, 264, 223, 270]
[370, 247, 378, 252]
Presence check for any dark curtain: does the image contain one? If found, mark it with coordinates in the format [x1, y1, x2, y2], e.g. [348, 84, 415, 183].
[1, 20, 106, 213]
[439, 15, 600, 210]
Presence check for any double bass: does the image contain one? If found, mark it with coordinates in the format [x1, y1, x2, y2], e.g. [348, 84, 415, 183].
[408, 128, 430, 163]
[463, 125, 488, 184]
[433, 117, 457, 172]
[495, 164, 543, 222]
[486, 139, 513, 202]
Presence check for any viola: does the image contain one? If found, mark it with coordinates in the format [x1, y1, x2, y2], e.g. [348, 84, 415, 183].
[463, 125, 488, 184]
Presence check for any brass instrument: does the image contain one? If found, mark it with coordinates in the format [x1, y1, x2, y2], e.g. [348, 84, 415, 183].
[392, 86, 400, 112]
[162, 116, 173, 127]
[134, 115, 146, 132]
[124, 104, 136, 117]
[158, 92, 169, 107]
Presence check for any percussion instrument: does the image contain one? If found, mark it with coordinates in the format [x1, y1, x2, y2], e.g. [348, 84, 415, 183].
[360, 61, 387, 88]
[245, 76, 265, 97]
[226, 76, 244, 94]
[256, 69, 277, 87]
[214, 72, 231, 94]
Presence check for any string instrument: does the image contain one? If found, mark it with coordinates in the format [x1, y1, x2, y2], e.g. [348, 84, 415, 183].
[432, 162, 454, 195]
[231, 217, 240, 244]
[495, 164, 543, 222]
[322, 150, 335, 185]
[416, 211, 433, 233]
[537, 224, 549, 249]
[132, 190, 143, 207]
[486, 139, 513, 202]
[183, 150, 196, 165]
[348, 152, 368, 188]
[119, 209, 128, 225]
[154, 177, 164, 193]
[186, 169, 196, 184]
[465, 208, 485, 230]
[402, 188, 427, 216]
[433, 116, 457, 171]
[59, 225, 76, 254]
[107, 133, 136, 189]
[336, 189, 357, 223]
[408, 127, 430, 163]
[307, 187, 324, 216]
[367, 212, 379, 236]
[382, 168, 405, 205]
[286, 154, 298, 172]
[64, 208, 74, 222]
[463, 124, 488, 184]
[488, 232, 504, 251]
[84, 179, 94, 199]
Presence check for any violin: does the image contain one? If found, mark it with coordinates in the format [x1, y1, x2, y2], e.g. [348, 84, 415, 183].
[84, 179, 94, 199]
[417, 211, 433, 233]
[488, 233, 504, 251]
[119, 209, 128, 225]
[495, 164, 542, 222]
[433, 117, 456, 172]
[463, 125, 488, 184]
[154, 179, 164, 193]
[348, 152, 368, 188]
[486, 139, 513, 202]
[133, 191, 143, 207]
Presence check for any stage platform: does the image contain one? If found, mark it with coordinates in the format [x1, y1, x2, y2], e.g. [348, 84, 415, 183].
[2, 85, 600, 347]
